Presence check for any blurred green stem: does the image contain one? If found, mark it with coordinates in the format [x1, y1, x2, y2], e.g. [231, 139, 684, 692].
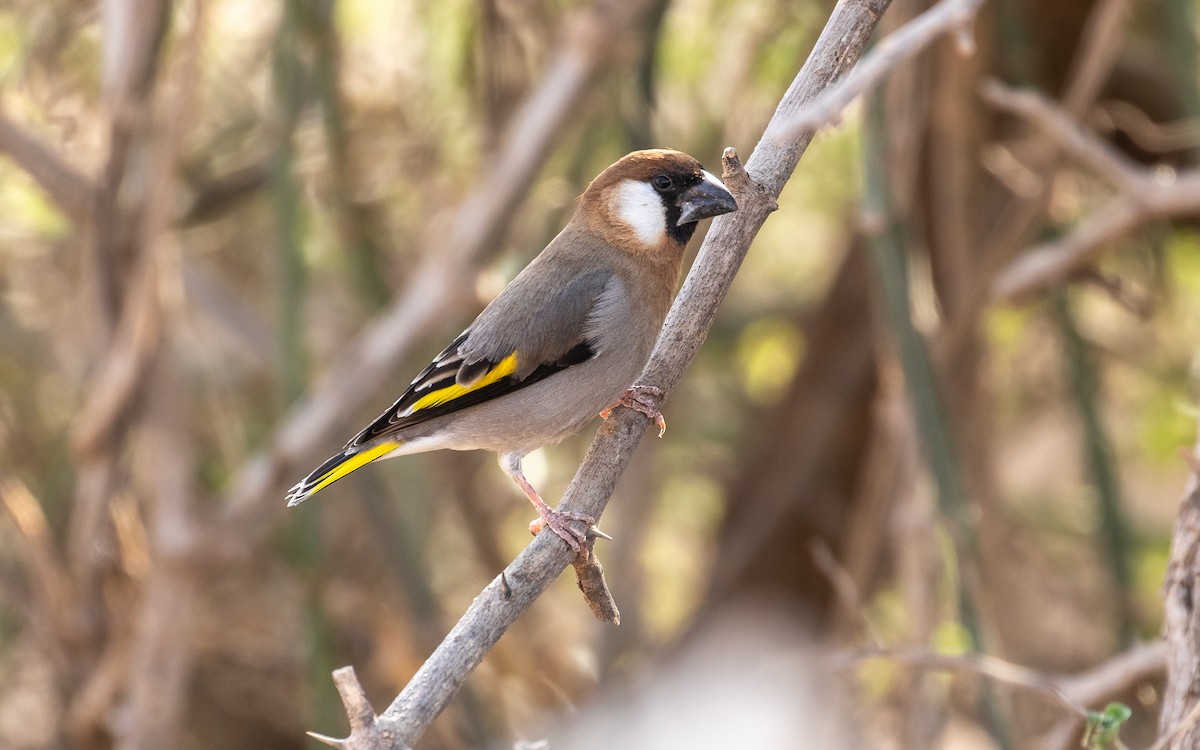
[863, 89, 1007, 747]
[1163, 0, 1200, 157]
[1052, 289, 1134, 642]
[861, 93, 977, 609]
[272, 0, 308, 406]
[623, 0, 670, 150]
[303, 0, 390, 309]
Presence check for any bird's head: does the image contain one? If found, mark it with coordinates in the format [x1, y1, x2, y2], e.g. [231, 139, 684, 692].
[579, 149, 738, 256]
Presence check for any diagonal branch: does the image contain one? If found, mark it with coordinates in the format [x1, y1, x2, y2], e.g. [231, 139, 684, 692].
[0, 114, 96, 224]
[309, 0, 895, 745]
[777, 0, 987, 138]
[984, 81, 1200, 301]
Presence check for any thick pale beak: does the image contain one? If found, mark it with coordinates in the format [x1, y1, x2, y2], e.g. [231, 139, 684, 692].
[676, 170, 738, 226]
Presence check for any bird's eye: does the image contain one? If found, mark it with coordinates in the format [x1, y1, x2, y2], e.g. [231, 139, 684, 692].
[651, 174, 673, 191]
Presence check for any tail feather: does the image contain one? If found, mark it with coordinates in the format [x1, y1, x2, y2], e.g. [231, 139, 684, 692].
[285, 441, 400, 507]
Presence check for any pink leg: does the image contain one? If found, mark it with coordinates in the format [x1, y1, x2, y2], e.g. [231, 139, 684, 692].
[600, 384, 666, 437]
[499, 453, 603, 556]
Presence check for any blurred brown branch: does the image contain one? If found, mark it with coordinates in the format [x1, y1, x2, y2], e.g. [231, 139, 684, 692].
[835, 640, 1167, 726]
[1037, 640, 1169, 750]
[936, 0, 1132, 358]
[985, 80, 1200, 301]
[0, 114, 96, 223]
[310, 0, 895, 744]
[112, 2, 207, 748]
[984, 81, 1200, 301]
[0, 478, 75, 648]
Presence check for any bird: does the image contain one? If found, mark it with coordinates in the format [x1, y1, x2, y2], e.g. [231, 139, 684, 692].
[285, 149, 737, 554]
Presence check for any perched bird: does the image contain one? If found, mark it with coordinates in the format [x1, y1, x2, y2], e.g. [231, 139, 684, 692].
[285, 149, 737, 552]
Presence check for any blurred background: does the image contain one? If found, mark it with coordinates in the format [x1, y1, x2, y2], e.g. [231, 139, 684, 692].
[0, 0, 1197, 748]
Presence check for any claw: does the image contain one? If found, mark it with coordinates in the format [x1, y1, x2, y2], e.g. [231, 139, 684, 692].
[529, 509, 596, 557]
[601, 384, 667, 437]
[499, 452, 609, 559]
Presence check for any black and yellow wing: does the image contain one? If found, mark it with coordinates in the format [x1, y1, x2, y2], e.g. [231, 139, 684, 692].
[285, 266, 617, 506]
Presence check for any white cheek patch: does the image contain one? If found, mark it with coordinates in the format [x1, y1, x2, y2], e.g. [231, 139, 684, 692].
[612, 179, 666, 245]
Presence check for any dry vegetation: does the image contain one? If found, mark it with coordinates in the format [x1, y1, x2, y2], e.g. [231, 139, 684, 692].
[1, 0, 1199, 748]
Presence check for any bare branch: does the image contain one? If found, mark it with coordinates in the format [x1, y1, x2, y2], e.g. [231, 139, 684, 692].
[571, 537, 620, 625]
[1159, 426, 1200, 749]
[933, 0, 1133, 360]
[113, 4, 206, 749]
[306, 668, 386, 749]
[985, 81, 1200, 301]
[0, 114, 96, 224]
[1059, 0, 1132, 115]
[0, 478, 75, 644]
[833, 646, 1090, 717]
[1058, 639, 1168, 707]
[777, 0, 987, 138]
[1036, 640, 1168, 750]
[311, 0, 895, 744]
[980, 80, 1142, 193]
[69, 260, 163, 460]
[836, 640, 1166, 738]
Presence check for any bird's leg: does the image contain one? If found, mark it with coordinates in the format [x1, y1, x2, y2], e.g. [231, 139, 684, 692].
[600, 384, 666, 437]
[499, 453, 604, 557]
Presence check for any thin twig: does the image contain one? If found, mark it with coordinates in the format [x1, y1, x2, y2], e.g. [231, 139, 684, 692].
[1059, 640, 1168, 708]
[1036, 640, 1169, 750]
[835, 642, 1166, 722]
[810, 538, 882, 647]
[832, 646, 1091, 717]
[307, 667, 387, 749]
[572, 536, 621, 625]
[934, 0, 1133, 360]
[984, 80, 1200, 301]
[312, 0, 895, 744]
[777, 0, 987, 138]
[0, 478, 75, 644]
[0, 114, 96, 223]
[981, 80, 1142, 194]
[113, 2, 206, 747]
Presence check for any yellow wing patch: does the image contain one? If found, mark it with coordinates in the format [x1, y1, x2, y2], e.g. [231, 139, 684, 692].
[407, 352, 519, 413]
[307, 440, 400, 497]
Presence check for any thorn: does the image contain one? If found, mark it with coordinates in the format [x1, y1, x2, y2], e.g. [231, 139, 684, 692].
[500, 571, 512, 600]
[306, 731, 347, 748]
[587, 526, 613, 541]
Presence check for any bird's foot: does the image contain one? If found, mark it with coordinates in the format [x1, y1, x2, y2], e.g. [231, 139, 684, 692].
[529, 509, 611, 558]
[600, 384, 666, 437]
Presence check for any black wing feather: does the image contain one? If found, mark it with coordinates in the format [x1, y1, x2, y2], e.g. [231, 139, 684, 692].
[346, 340, 593, 448]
